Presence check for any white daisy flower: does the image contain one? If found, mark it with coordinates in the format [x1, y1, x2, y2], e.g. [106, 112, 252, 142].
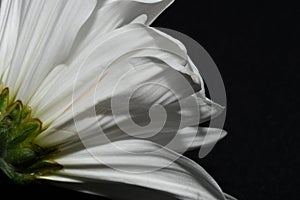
[0, 0, 235, 199]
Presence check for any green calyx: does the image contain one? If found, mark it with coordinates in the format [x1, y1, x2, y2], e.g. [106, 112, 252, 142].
[0, 87, 62, 184]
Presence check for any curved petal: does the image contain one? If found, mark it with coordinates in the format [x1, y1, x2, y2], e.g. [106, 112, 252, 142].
[46, 180, 180, 200]
[157, 127, 227, 153]
[34, 60, 200, 149]
[35, 86, 224, 151]
[31, 24, 202, 126]
[0, 0, 96, 102]
[40, 140, 226, 200]
[70, 0, 174, 56]
[0, 0, 21, 77]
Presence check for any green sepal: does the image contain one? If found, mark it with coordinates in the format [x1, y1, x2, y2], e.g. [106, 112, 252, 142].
[6, 100, 22, 122]
[0, 116, 12, 152]
[0, 86, 62, 184]
[0, 88, 9, 118]
[20, 106, 32, 122]
[4, 146, 37, 166]
[8, 119, 42, 145]
[0, 117, 10, 138]
[24, 160, 63, 175]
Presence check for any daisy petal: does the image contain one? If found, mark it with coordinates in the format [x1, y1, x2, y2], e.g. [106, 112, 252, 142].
[0, 0, 21, 77]
[35, 63, 223, 151]
[33, 24, 201, 125]
[51, 93, 223, 149]
[45, 180, 180, 200]
[159, 127, 227, 153]
[35, 56, 200, 148]
[2, 0, 96, 101]
[71, 0, 174, 55]
[41, 140, 226, 200]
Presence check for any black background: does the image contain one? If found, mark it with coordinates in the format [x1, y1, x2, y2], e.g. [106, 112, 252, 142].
[1, 1, 299, 199]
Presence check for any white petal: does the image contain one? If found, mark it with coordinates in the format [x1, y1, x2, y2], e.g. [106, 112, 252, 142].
[69, 94, 223, 147]
[40, 175, 81, 183]
[1, 0, 96, 101]
[45, 180, 182, 200]
[36, 72, 223, 152]
[32, 24, 201, 126]
[0, 0, 22, 78]
[183, 128, 227, 150]
[71, 0, 174, 56]
[165, 94, 225, 125]
[35, 129, 77, 148]
[27, 64, 68, 108]
[35, 58, 200, 148]
[41, 140, 226, 200]
[156, 127, 227, 153]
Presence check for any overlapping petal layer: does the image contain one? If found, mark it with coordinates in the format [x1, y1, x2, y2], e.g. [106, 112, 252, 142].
[0, 1, 234, 199]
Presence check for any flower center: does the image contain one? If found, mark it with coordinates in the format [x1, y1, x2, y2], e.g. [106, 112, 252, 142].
[0, 86, 62, 184]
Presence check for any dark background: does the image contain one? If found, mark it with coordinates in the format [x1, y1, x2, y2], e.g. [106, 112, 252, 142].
[1, 1, 299, 199]
[169, 1, 299, 199]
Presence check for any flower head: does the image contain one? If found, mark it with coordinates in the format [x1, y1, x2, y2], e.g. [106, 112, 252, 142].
[0, 0, 234, 199]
